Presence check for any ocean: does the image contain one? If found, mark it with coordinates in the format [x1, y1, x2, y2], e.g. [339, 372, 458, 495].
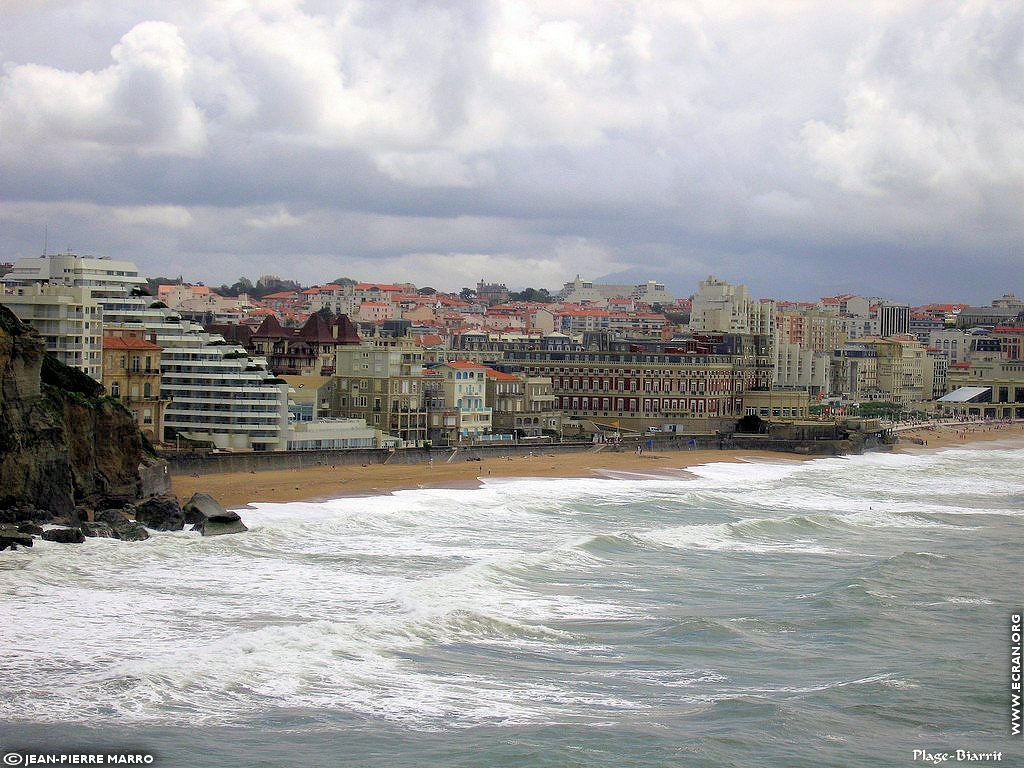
[2, 443, 1023, 767]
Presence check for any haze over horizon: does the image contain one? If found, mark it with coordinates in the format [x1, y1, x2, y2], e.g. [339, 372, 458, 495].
[0, 1, 1021, 305]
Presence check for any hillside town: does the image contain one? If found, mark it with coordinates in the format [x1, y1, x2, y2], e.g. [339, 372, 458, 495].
[1, 253, 1019, 454]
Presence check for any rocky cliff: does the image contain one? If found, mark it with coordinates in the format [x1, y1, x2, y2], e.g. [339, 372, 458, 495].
[0, 305, 158, 521]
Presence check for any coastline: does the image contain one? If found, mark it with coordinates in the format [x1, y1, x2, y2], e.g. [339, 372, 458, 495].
[170, 422, 1024, 509]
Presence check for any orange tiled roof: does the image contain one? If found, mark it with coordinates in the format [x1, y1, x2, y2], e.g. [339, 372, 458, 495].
[103, 336, 161, 351]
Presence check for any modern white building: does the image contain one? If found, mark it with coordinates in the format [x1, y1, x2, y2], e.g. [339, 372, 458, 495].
[689, 276, 775, 336]
[4, 253, 291, 450]
[0, 283, 103, 381]
[774, 342, 831, 397]
[285, 418, 399, 450]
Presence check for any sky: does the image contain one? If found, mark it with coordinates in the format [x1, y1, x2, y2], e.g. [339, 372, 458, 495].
[0, 0, 1021, 304]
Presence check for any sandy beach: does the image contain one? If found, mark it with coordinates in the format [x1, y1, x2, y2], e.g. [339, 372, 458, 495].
[170, 422, 1024, 509]
[170, 447, 803, 509]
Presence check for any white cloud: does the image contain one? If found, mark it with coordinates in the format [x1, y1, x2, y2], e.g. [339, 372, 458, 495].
[112, 205, 193, 229]
[0, 1, 1021, 303]
[0, 20, 206, 156]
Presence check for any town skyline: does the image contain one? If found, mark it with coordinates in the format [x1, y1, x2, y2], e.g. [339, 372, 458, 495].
[1, 2, 1021, 305]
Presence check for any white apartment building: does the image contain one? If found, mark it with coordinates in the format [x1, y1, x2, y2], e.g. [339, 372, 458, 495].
[689, 276, 776, 336]
[434, 360, 493, 439]
[774, 342, 831, 396]
[0, 283, 103, 381]
[929, 329, 974, 365]
[4, 253, 291, 451]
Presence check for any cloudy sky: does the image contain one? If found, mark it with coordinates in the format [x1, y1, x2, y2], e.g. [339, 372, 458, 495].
[0, 1, 1021, 303]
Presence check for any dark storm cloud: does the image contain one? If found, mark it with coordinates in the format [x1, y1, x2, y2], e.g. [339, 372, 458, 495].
[0, 0, 1021, 301]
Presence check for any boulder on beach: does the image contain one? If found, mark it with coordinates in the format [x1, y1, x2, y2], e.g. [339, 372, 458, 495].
[183, 492, 248, 537]
[134, 494, 185, 531]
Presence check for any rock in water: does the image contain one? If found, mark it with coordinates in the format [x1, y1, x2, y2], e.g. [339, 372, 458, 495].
[81, 521, 115, 538]
[184, 492, 247, 537]
[41, 527, 86, 544]
[134, 494, 185, 531]
[0, 523, 34, 549]
[95, 508, 150, 542]
[182, 492, 223, 525]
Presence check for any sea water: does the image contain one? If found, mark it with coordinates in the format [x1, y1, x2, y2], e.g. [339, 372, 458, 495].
[2, 444, 1023, 767]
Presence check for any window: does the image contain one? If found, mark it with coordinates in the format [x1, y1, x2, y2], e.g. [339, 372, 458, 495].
[111, 382, 120, 397]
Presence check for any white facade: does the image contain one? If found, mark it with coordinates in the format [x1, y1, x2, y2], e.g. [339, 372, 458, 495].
[929, 329, 973, 365]
[5, 253, 291, 451]
[4, 253, 147, 301]
[0, 283, 103, 381]
[286, 418, 398, 450]
[774, 342, 831, 395]
[689, 276, 776, 336]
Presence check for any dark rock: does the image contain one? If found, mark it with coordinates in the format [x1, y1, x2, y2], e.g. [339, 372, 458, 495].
[182, 493, 226, 524]
[184, 492, 247, 536]
[81, 521, 115, 538]
[95, 508, 150, 541]
[42, 527, 86, 544]
[0, 523, 34, 550]
[0, 305, 157, 520]
[17, 522, 44, 536]
[134, 494, 185, 531]
[95, 508, 131, 527]
[192, 514, 248, 537]
[113, 522, 150, 542]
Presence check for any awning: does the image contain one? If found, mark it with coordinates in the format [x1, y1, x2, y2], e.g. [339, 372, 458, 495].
[937, 386, 991, 403]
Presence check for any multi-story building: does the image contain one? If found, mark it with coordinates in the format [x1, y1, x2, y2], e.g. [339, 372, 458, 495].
[476, 280, 510, 306]
[0, 283, 103, 381]
[3, 253, 148, 301]
[878, 303, 911, 338]
[505, 334, 774, 435]
[830, 344, 879, 403]
[556, 275, 674, 306]
[928, 329, 974, 365]
[432, 360, 493, 440]
[485, 368, 525, 434]
[774, 342, 831, 397]
[925, 347, 948, 401]
[4, 253, 291, 450]
[250, 313, 361, 377]
[483, 368, 561, 437]
[327, 342, 430, 445]
[942, 357, 1024, 420]
[689, 276, 775, 337]
[305, 283, 359, 317]
[102, 333, 170, 443]
[859, 336, 927, 408]
[775, 306, 847, 353]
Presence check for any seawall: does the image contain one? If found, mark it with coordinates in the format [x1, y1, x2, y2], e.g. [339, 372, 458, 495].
[163, 433, 878, 477]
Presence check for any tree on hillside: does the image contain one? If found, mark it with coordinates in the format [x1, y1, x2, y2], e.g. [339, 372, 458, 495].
[508, 287, 553, 302]
[218, 276, 302, 298]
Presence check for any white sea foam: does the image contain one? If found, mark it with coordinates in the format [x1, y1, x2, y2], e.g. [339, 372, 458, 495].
[2, 443, 1021, 734]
